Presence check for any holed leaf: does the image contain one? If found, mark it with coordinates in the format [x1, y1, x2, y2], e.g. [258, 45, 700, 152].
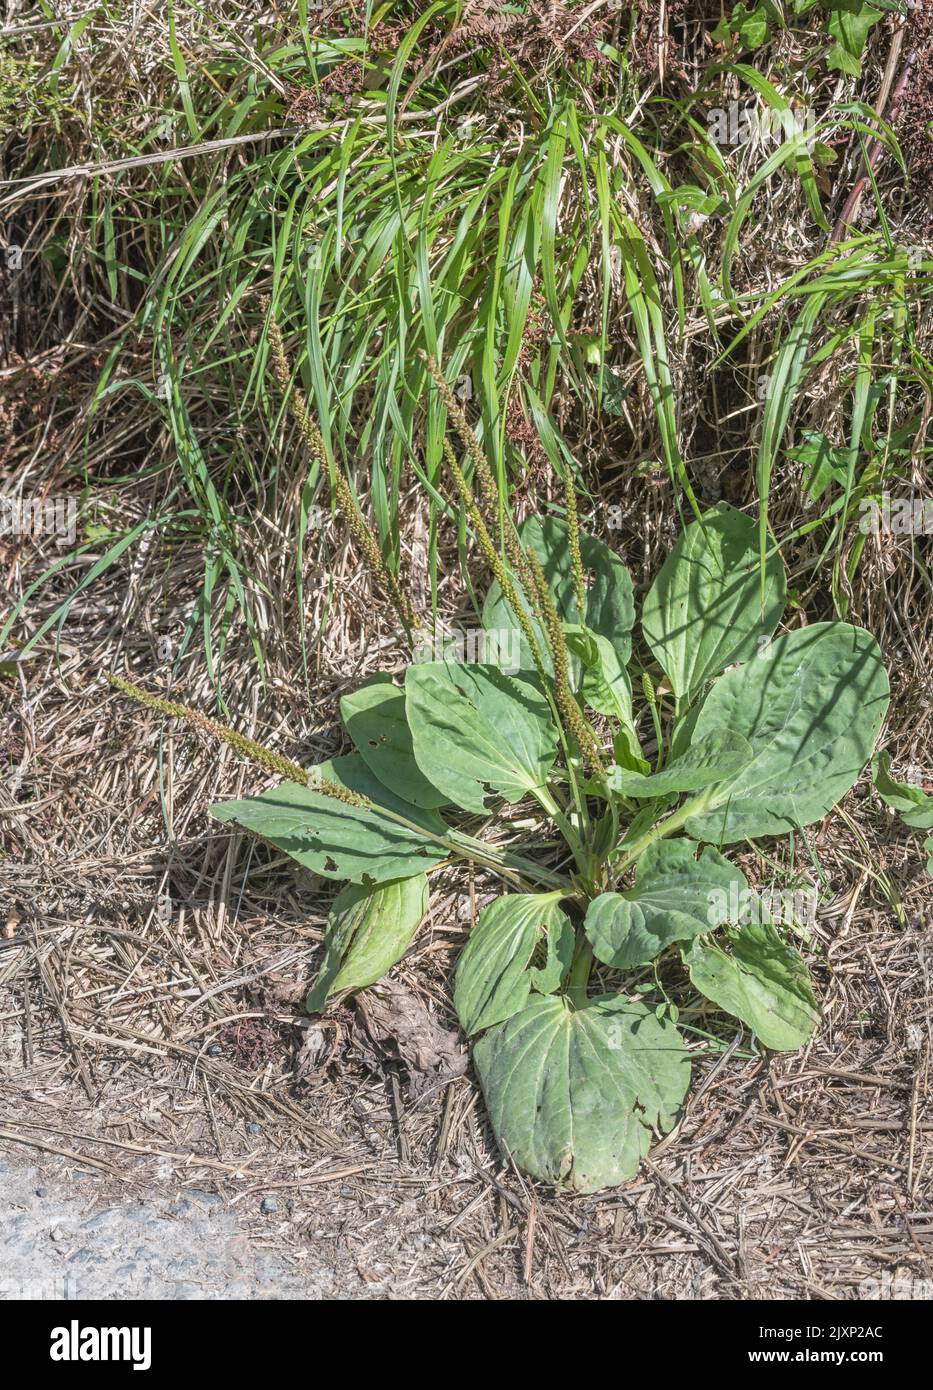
[307, 874, 429, 1013]
[685, 623, 889, 845]
[642, 503, 786, 703]
[683, 920, 819, 1051]
[210, 754, 448, 884]
[341, 680, 448, 809]
[405, 662, 557, 815]
[584, 839, 748, 970]
[474, 994, 690, 1192]
[454, 891, 573, 1036]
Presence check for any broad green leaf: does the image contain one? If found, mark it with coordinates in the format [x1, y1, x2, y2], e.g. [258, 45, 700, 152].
[613, 725, 650, 776]
[564, 624, 633, 716]
[211, 754, 448, 884]
[641, 504, 787, 702]
[405, 661, 557, 815]
[605, 728, 752, 798]
[584, 839, 748, 969]
[669, 702, 702, 762]
[685, 623, 889, 844]
[872, 752, 933, 829]
[306, 874, 429, 1012]
[454, 891, 573, 1035]
[482, 515, 635, 676]
[683, 921, 819, 1050]
[474, 994, 690, 1192]
[341, 680, 448, 809]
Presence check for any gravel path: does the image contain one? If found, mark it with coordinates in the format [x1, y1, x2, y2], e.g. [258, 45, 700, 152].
[0, 1152, 362, 1300]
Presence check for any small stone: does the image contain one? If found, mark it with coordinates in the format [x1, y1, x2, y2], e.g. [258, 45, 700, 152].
[246, 1123, 262, 1135]
[81, 1209, 121, 1232]
[188, 1190, 223, 1208]
[35, 1186, 48, 1198]
[261, 1196, 279, 1215]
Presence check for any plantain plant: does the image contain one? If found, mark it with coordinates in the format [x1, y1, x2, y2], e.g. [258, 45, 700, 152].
[197, 494, 885, 1190]
[109, 365, 891, 1194]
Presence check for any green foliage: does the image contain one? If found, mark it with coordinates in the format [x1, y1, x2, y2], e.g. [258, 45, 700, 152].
[482, 515, 635, 681]
[473, 995, 690, 1194]
[788, 431, 852, 504]
[684, 624, 889, 844]
[454, 892, 574, 1035]
[210, 493, 891, 1192]
[584, 841, 749, 971]
[9, 2, 932, 692]
[307, 874, 430, 1012]
[211, 753, 450, 883]
[872, 752, 933, 829]
[641, 505, 787, 706]
[340, 681, 449, 809]
[713, 0, 885, 71]
[714, 2, 784, 52]
[683, 921, 820, 1051]
[872, 753, 933, 879]
[603, 730, 752, 798]
[824, 1, 884, 76]
[0, 46, 72, 129]
[405, 662, 558, 814]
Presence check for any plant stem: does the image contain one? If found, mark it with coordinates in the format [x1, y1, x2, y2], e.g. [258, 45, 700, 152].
[532, 784, 583, 859]
[611, 786, 721, 875]
[446, 829, 570, 890]
[643, 671, 665, 771]
[567, 936, 593, 1006]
